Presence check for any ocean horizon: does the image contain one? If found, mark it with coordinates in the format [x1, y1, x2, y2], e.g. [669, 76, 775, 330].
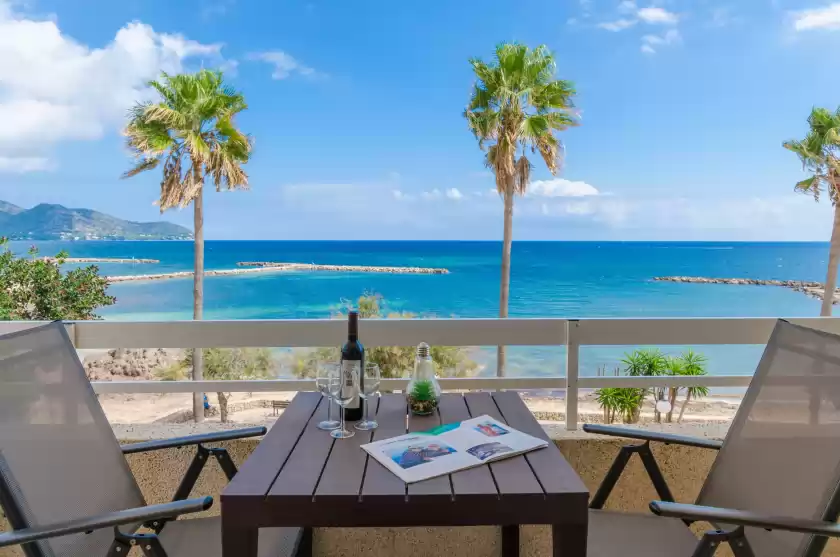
[14, 240, 836, 379]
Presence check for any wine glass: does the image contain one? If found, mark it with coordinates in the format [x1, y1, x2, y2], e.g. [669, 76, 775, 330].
[355, 362, 381, 431]
[315, 363, 340, 431]
[328, 362, 358, 439]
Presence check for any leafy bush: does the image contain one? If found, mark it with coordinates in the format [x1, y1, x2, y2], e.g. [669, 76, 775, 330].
[159, 347, 274, 422]
[291, 293, 477, 379]
[0, 238, 115, 320]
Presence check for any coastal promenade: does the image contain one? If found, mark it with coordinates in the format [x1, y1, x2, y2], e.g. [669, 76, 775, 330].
[107, 262, 449, 282]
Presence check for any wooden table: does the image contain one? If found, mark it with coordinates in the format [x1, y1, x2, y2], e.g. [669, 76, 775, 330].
[221, 391, 589, 557]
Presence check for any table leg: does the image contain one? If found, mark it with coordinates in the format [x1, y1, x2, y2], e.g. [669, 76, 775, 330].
[502, 525, 519, 557]
[295, 527, 313, 557]
[221, 516, 258, 557]
[552, 523, 587, 557]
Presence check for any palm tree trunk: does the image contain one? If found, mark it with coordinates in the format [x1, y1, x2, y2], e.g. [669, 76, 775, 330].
[192, 183, 205, 423]
[678, 391, 691, 423]
[497, 189, 514, 377]
[821, 204, 840, 316]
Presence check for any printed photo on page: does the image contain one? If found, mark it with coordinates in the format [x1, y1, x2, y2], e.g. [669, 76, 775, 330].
[361, 415, 548, 484]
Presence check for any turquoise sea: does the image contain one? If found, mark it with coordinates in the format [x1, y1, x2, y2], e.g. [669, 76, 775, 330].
[14, 240, 837, 378]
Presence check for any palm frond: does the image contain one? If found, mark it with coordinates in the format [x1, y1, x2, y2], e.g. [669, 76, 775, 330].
[785, 106, 840, 205]
[121, 158, 160, 179]
[513, 155, 532, 195]
[464, 42, 577, 194]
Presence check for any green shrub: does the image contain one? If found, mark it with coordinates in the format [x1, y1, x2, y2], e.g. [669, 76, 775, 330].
[291, 293, 477, 379]
[160, 347, 274, 422]
[0, 238, 115, 320]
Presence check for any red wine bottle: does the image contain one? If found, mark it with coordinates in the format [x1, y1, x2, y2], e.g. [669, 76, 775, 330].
[341, 311, 364, 421]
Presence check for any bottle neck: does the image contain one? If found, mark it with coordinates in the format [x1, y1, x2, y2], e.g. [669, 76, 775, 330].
[415, 357, 434, 379]
[348, 311, 358, 341]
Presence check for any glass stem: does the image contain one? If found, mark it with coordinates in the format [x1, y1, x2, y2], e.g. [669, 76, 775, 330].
[340, 405, 346, 433]
[327, 396, 332, 421]
[364, 395, 370, 422]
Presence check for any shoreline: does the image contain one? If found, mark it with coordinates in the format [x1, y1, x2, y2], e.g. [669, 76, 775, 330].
[107, 262, 450, 282]
[654, 276, 839, 304]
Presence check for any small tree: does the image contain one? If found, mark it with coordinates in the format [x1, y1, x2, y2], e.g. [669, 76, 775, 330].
[0, 238, 115, 320]
[159, 348, 274, 422]
[675, 350, 709, 423]
[621, 348, 667, 422]
[292, 294, 477, 379]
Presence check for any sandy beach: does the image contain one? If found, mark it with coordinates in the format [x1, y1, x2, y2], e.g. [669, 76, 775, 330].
[97, 389, 742, 427]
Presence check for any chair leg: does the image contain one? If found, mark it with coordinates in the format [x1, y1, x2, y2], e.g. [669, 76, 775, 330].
[691, 527, 755, 557]
[589, 445, 634, 509]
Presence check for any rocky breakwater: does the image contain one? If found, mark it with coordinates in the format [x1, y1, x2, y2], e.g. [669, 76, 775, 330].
[46, 257, 159, 264]
[654, 276, 839, 304]
[237, 261, 450, 274]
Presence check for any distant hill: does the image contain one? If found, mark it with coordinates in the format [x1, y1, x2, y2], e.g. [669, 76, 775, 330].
[0, 201, 192, 241]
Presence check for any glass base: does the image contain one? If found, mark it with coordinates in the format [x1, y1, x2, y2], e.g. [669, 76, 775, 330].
[331, 427, 355, 439]
[355, 419, 378, 431]
[317, 420, 340, 431]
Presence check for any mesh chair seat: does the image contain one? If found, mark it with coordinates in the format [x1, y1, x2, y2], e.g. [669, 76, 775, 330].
[157, 518, 300, 557]
[587, 510, 699, 557]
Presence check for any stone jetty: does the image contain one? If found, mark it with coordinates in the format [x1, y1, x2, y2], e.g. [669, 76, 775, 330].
[237, 262, 450, 274]
[46, 257, 159, 264]
[106, 266, 290, 283]
[107, 262, 449, 283]
[654, 276, 839, 304]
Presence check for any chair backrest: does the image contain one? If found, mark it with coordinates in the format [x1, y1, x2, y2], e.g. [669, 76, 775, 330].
[697, 320, 840, 557]
[0, 323, 146, 557]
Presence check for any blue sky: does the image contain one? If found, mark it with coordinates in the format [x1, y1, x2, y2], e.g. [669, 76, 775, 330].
[1, 0, 840, 240]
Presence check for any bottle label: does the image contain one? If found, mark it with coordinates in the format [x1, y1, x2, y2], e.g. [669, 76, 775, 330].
[341, 360, 361, 409]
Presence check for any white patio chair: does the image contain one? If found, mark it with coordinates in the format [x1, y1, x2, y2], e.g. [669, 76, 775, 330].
[0, 322, 301, 557]
[584, 319, 840, 557]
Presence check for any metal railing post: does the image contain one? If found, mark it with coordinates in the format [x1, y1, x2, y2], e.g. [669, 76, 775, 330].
[565, 320, 580, 431]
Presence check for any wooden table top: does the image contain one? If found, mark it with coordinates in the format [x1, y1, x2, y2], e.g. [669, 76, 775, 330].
[222, 391, 588, 529]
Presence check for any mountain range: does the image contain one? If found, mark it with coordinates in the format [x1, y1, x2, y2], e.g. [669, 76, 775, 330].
[0, 201, 192, 241]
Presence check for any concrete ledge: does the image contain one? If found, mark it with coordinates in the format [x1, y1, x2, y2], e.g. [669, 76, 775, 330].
[2, 422, 837, 557]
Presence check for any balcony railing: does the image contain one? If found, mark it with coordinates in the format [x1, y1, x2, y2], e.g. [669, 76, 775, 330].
[4, 316, 840, 430]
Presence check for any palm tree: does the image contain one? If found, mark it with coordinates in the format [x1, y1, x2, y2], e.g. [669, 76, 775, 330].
[784, 107, 840, 316]
[465, 43, 577, 376]
[122, 70, 252, 421]
[675, 350, 708, 423]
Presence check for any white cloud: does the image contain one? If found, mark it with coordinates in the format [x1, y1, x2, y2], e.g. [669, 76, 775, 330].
[0, 156, 50, 173]
[792, 3, 840, 31]
[637, 6, 679, 24]
[248, 50, 319, 79]
[0, 1, 229, 171]
[528, 178, 600, 198]
[391, 190, 414, 201]
[421, 189, 442, 200]
[445, 188, 463, 200]
[641, 29, 681, 53]
[598, 18, 638, 31]
[618, 1, 637, 14]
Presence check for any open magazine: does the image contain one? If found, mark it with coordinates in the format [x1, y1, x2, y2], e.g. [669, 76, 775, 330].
[361, 415, 548, 484]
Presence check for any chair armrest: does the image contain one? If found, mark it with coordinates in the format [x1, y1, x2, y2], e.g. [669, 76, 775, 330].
[0, 497, 212, 548]
[650, 501, 840, 538]
[121, 427, 267, 454]
[583, 424, 723, 450]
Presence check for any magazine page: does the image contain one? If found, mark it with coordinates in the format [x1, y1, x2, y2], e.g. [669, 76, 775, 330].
[360, 415, 548, 483]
